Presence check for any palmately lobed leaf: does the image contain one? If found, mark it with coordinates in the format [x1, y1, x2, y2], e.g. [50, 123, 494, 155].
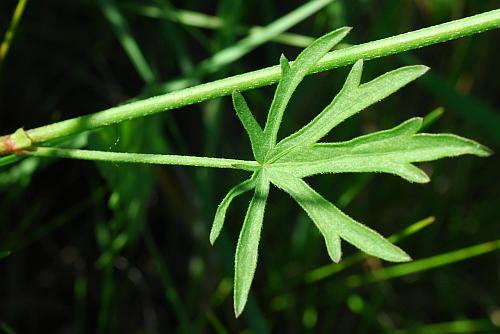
[213, 27, 492, 318]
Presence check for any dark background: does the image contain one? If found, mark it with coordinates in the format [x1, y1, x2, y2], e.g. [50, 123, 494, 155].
[0, 1, 499, 333]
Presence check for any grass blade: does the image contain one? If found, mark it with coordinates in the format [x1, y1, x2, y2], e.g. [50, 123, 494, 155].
[126, 3, 316, 47]
[143, 225, 192, 333]
[99, 0, 155, 83]
[234, 172, 270, 317]
[393, 319, 499, 334]
[421, 106, 445, 130]
[346, 238, 500, 287]
[0, 0, 29, 74]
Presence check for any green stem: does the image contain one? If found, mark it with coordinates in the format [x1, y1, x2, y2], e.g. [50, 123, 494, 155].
[26, 147, 260, 171]
[1, 8, 499, 154]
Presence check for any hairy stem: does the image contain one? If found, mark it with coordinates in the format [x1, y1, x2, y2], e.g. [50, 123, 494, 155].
[26, 147, 260, 171]
[1, 8, 499, 154]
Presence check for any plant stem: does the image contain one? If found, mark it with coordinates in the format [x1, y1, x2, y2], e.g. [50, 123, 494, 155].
[25, 147, 260, 171]
[1, 8, 499, 154]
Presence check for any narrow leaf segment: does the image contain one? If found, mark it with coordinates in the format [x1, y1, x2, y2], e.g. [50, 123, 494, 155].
[233, 171, 270, 317]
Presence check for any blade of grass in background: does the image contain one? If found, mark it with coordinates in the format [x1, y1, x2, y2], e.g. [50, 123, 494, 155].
[97, 261, 114, 334]
[393, 319, 499, 334]
[123, 2, 316, 48]
[336, 174, 373, 209]
[74, 273, 87, 334]
[346, 238, 500, 288]
[153, 0, 194, 73]
[206, 309, 229, 334]
[0, 321, 16, 334]
[421, 106, 445, 131]
[99, 0, 156, 84]
[0, 0, 28, 75]
[143, 225, 192, 334]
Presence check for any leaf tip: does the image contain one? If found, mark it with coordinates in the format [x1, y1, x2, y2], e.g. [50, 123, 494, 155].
[415, 173, 431, 184]
[279, 54, 290, 73]
[210, 212, 224, 246]
[384, 245, 412, 262]
[234, 302, 244, 318]
[209, 232, 217, 245]
[332, 253, 342, 263]
[339, 26, 353, 35]
[418, 65, 431, 75]
[407, 165, 431, 183]
[396, 251, 412, 262]
[477, 144, 493, 157]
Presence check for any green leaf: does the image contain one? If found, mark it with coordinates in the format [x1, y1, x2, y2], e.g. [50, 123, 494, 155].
[268, 170, 342, 262]
[335, 211, 412, 263]
[234, 171, 270, 317]
[268, 170, 410, 262]
[271, 118, 491, 183]
[279, 117, 424, 162]
[232, 92, 265, 162]
[269, 63, 429, 161]
[210, 175, 257, 244]
[262, 27, 351, 155]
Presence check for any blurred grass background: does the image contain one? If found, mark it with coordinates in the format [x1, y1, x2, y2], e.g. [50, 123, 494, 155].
[0, 0, 499, 333]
